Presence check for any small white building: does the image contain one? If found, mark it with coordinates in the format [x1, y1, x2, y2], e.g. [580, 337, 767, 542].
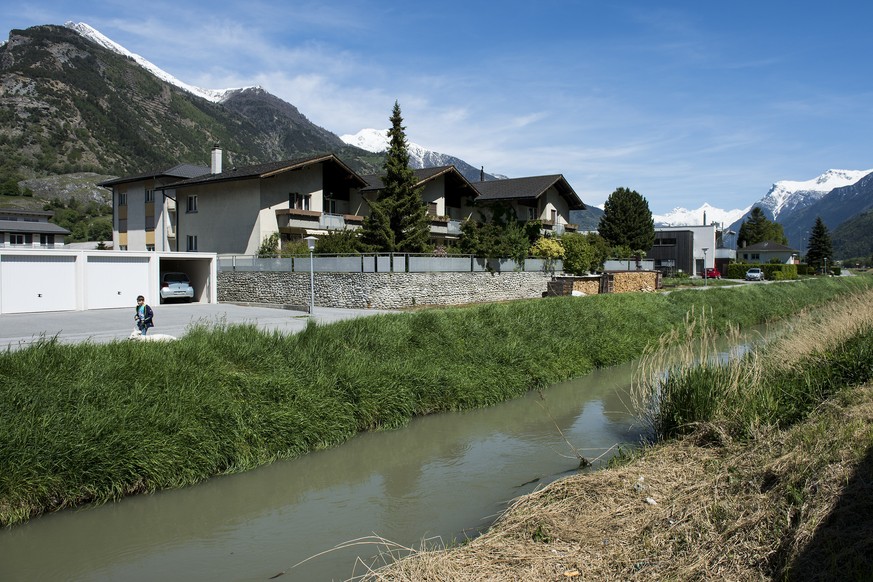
[738, 241, 799, 264]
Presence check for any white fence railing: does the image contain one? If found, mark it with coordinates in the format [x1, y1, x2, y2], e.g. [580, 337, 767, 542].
[218, 254, 563, 274]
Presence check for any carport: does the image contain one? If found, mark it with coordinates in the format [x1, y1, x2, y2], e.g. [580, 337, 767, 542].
[158, 256, 214, 304]
[0, 249, 216, 314]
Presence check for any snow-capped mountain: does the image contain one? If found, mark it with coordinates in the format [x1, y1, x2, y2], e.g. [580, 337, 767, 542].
[757, 169, 873, 220]
[65, 22, 248, 103]
[653, 203, 749, 227]
[342, 128, 452, 168]
[341, 128, 504, 182]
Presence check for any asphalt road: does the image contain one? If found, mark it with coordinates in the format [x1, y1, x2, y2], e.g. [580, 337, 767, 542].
[0, 303, 393, 351]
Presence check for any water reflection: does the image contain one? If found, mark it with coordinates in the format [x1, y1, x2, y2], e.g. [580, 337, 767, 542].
[0, 363, 643, 582]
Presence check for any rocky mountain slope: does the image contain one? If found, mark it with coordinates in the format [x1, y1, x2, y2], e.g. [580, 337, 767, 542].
[0, 24, 380, 187]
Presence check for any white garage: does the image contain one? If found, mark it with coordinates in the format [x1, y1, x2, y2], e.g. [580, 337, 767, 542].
[1, 254, 78, 314]
[0, 250, 216, 315]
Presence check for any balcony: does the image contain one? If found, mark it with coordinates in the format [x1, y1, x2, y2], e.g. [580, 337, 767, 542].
[276, 209, 364, 233]
[540, 222, 578, 236]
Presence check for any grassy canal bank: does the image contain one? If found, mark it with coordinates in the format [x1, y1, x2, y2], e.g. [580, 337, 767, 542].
[1, 276, 871, 527]
[362, 283, 873, 580]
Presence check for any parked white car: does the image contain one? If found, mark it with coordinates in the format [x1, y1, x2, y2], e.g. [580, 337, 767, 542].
[745, 267, 764, 281]
[160, 272, 194, 302]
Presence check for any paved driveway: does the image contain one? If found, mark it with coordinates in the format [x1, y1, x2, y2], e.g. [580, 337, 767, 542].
[0, 303, 392, 351]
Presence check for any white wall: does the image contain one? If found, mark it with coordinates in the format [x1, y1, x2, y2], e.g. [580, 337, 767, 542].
[0, 250, 217, 314]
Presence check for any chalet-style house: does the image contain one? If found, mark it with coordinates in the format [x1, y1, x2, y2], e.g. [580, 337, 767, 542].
[360, 166, 480, 245]
[158, 152, 367, 254]
[102, 147, 585, 254]
[472, 175, 584, 236]
[0, 209, 70, 248]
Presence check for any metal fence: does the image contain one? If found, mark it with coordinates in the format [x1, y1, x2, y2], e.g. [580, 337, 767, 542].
[218, 254, 563, 274]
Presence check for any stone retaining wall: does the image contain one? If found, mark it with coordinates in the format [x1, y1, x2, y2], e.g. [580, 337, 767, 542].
[218, 270, 554, 309]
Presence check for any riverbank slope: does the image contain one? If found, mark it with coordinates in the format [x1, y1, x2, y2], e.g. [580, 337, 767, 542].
[362, 284, 873, 580]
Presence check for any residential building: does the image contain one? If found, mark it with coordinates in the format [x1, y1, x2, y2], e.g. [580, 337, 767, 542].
[472, 175, 584, 236]
[101, 146, 586, 254]
[162, 152, 367, 255]
[0, 209, 70, 248]
[738, 241, 799, 264]
[100, 163, 209, 251]
[649, 224, 719, 277]
[360, 166, 479, 245]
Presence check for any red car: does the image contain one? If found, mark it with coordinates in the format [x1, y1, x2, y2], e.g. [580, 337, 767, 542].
[704, 267, 721, 279]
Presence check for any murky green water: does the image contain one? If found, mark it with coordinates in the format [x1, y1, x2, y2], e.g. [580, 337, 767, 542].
[0, 362, 644, 581]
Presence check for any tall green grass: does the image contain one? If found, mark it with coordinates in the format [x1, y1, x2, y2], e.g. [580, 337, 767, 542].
[1, 275, 871, 526]
[635, 284, 873, 441]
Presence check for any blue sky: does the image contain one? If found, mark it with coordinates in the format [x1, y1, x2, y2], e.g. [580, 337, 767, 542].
[2, 1, 872, 213]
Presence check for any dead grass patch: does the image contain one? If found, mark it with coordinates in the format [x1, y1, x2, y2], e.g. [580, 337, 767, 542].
[358, 384, 873, 581]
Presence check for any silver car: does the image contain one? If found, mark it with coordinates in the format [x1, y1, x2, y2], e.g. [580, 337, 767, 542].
[160, 272, 194, 302]
[745, 267, 764, 281]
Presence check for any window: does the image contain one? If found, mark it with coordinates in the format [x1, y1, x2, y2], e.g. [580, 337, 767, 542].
[290, 192, 310, 210]
[427, 202, 438, 216]
[654, 238, 677, 246]
[40, 234, 55, 247]
[10, 234, 25, 245]
[118, 192, 127, 206]
[118, 219, 128, 232]
[186, 235, 198, 251]
[527, 207, 537, 221]
[327, 199, 338, 214]
[146, 244, 155, 251]
[145, 216, 155, 231]
[187, 195, 198, 213]
[145, 189, 154, 203]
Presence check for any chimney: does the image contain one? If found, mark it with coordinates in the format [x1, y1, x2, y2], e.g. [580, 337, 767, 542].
[211, 143, 223, 174]
[480, 166, 485, 182]
[703, 210, 707, 226]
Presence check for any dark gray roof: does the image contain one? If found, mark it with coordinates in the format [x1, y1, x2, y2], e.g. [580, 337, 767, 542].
[473, 174, 585, 209]
[741, 241, 798, 252]
[98, 164, 211, 187]
[361, 165, 470, 192]
[0, 220, 70, 235]
[0, 209, 54, 219]
[162, 154, 367, 189]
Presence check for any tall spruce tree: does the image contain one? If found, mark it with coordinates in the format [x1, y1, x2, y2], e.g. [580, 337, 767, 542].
[805, 216, 833, 270]
[360, 102, 431, 253]
[597, 187, 655, 252]
[737, 207, 788, 247]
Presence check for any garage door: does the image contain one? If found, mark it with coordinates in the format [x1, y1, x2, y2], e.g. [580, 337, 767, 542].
[1, 254, 77, 313]
[85, 256, 150, 309]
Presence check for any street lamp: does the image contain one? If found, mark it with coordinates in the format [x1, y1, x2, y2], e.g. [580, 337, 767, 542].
[304, 235, 317, 314]
[823, 257, 828, 277]
[702, 247, 709, 286]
